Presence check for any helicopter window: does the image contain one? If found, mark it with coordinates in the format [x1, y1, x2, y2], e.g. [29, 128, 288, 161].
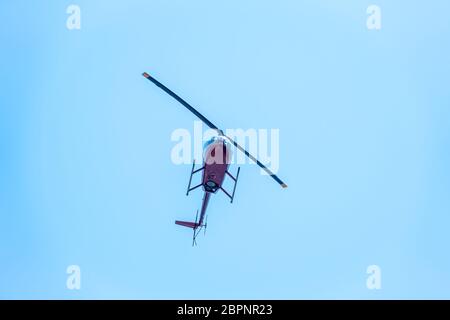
[203, 137, 217, 150]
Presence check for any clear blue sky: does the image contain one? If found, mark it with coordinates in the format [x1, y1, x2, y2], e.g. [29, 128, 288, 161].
[1, 1, 450, 299]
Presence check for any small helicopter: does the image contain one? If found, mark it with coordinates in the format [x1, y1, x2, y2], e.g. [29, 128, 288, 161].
[143, 72, 287, 245]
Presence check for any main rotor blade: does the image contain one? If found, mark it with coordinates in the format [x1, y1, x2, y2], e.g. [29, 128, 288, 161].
[143, 72, 221, 134]
[142, 72, 287, 189]
[223, 134, 288, 188]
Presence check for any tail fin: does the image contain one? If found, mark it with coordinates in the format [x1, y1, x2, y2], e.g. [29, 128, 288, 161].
[175, 220, 199, 229]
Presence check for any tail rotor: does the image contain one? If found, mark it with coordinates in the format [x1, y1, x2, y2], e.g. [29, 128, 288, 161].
[192, 210, 199, 246]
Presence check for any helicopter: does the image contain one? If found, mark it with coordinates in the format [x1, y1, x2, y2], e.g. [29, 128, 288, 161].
[143, 72, 287, 245]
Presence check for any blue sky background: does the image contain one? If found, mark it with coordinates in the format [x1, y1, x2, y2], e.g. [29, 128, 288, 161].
[1, 1, 450, 299]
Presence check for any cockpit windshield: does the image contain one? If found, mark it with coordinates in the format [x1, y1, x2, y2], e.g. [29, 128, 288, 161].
[203, 136, 218, 150]
[202, 136, 232, 161]
[203, 136, 229, 151]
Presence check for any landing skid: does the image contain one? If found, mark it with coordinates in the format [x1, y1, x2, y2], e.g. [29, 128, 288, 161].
[221, 167, 241, 203]
[186, 160, 204, 196]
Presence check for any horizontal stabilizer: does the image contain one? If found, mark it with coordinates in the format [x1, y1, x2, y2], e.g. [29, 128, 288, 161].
[175, 220, 199, 229]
